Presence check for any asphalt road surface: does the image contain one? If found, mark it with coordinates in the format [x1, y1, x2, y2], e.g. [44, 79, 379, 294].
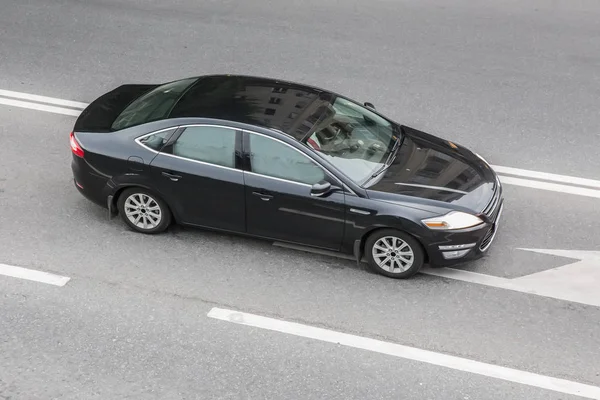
[1, 1, 599, 399]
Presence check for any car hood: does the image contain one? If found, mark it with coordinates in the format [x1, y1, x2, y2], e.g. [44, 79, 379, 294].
[365, 125, 498, 213]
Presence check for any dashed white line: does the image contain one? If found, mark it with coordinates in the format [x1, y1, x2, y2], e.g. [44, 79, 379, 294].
[498, 176, 600, 199]
[492, 165, 600, 189]
[0, 97, 82, 116]
[208, 307, 600, 399]
[0, 89, 88, 109]
[0, 263, 71, 286]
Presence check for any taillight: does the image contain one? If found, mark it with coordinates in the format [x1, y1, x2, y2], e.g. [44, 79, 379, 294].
[70, 131, 84, 158]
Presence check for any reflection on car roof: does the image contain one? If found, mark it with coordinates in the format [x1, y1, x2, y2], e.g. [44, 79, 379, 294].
[169, 75, 338, 141]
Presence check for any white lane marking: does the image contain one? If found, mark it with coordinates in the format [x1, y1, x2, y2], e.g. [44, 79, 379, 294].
[498, 176, 600, 199]
[422, 248, 600, 308]
[208, 307, 600, 399]
[513, 249, 600, 305]
[0, 97, 81, 116]
[0, 263, 70, 286]
[0, 89, 88, 109]
[492, 165, 600, 189]
[274, 242, 600, 307]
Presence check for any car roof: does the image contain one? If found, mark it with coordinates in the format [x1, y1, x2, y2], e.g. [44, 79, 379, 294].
[167, 74, 344, 141]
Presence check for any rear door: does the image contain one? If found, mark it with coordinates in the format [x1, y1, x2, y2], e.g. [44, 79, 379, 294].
[242, 130, 346, 250]
[146, 124, 246, 232]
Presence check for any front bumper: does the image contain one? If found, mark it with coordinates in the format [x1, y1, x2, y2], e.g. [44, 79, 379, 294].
[425, 199, 504, 267]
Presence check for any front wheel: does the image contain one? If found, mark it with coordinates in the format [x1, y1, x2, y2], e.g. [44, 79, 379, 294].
[365, 229, 424, 279]
[116, 188, 171, 234]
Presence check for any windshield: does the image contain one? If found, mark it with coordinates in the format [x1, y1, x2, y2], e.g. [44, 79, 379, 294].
[301, 96, 400, 186]
[111, 78, 197, 131]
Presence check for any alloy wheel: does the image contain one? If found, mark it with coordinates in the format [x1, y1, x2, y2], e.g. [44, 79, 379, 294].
[371, 236, 415, 273]
[123, 193, 162, 230]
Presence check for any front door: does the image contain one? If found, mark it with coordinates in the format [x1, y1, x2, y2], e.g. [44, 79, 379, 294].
[148, 124, 245, 232]
[243, 130, 346, 250]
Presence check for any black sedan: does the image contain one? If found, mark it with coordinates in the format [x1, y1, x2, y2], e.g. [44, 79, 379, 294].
[70, 74, 504, 279]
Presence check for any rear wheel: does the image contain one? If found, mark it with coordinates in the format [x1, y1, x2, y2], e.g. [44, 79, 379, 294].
[116, 188, 171, 234]
[365, 229, 424, 279]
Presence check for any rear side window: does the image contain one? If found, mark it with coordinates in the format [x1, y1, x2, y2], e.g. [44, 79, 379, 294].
[172, 126, 237, 168]
[138, 128, 177, 151]
[111, 78, 197, 131]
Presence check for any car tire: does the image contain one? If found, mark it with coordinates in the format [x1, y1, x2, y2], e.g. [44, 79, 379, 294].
[116, 188, 172, 234]
[365, 229, 424, 279]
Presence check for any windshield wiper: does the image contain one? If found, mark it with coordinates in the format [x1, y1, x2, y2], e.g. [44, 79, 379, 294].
[370, 135, 403, 178]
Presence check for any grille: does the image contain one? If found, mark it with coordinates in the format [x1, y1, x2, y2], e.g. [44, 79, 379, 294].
[482, 185, 501, 218]
[479, 197, 503, 251]
[487, 201, 501, 223]
[479, 226, 496, 251]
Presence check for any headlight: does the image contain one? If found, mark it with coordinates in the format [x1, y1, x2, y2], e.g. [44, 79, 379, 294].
[422, 211, 484, 230]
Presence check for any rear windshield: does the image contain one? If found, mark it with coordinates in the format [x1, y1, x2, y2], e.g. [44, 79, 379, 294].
[111, 78, 197, 131]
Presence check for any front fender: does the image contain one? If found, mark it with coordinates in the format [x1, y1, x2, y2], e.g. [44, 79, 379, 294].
[343, 195, 442, 259]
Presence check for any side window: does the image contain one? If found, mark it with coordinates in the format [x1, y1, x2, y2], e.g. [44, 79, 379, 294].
[249, 133, 325, 185]
[138, 128, 176, 151]
[172, 126, 237, 168]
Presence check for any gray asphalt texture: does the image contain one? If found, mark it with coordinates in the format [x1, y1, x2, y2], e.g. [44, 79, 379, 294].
[1, 0, 600, 399]
[2, 0, 600, 177]
[1, 278, 581, 400]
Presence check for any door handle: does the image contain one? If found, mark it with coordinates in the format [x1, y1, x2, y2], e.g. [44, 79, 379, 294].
[161, 171, 182, 181]
[252, 191, 273, 201]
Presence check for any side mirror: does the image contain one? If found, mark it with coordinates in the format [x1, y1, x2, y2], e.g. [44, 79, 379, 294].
[310, 180, 332, 197]
[364, 102, 375, 109]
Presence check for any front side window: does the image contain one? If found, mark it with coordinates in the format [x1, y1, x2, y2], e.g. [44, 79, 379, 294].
[302, 96, 399, 186]
[111, 78, 197, 131]
[249, 134, 325, 185]
[172, 126, 237, 168]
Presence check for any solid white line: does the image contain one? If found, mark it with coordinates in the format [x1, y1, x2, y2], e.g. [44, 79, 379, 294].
[0, 89, 88, 109]
[0, 263, 70, 286]
[492, 165, 600, 189]
[208, 307, 600, 399]
[0, 97, 82, 116]
[498, 175, 600, 199]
